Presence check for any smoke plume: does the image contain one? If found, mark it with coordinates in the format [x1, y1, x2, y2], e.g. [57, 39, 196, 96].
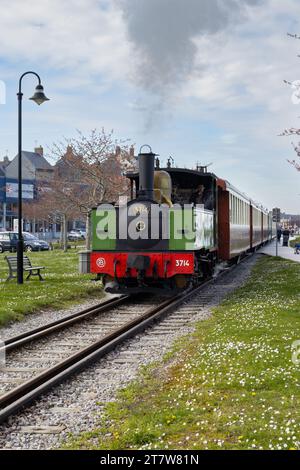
[119, 0, 263, 93]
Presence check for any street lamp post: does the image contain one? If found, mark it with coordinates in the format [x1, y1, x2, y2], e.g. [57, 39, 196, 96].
[17, 72, 49, 284]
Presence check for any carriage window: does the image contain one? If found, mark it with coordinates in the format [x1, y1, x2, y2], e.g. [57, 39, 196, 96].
[233, 196, 236, 224]
[242, 201, 243, 224]
[241, 201, 244, 225]
[240, 200, 243, 224]
[235, 197, 237, 224]
[234, 197, 236, 224]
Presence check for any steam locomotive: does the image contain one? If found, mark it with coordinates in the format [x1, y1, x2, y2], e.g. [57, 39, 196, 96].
[80, 146, 275, 294]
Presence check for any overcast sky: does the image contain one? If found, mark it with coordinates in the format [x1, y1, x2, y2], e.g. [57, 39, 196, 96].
[0, 0, 300, 213]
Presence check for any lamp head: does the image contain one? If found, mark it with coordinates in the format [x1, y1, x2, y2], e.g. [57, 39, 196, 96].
[29, 84, 49, 105]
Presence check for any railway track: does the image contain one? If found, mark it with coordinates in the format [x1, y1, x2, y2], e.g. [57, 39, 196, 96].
[3, 295, 130, 353]
[0, 256, 251, 425]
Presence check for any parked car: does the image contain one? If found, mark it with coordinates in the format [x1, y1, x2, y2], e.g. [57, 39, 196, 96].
[67, 229, 86, 241]
[0, 232, 49, 253]
[0, 232, 18, 253]
[23, 233, 50, 252]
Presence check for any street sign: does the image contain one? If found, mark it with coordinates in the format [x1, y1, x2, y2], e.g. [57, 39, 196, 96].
[13, 219, 23, 232]
[272, 208, 281, 223]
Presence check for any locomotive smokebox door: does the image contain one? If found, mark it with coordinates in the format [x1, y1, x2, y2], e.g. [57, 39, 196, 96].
[117, 200, 169, 251]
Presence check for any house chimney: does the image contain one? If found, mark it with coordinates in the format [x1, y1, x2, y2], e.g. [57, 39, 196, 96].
[65, 145, 73, 159]
[3, 156, 9, 165]
[35, 145, 44, 156]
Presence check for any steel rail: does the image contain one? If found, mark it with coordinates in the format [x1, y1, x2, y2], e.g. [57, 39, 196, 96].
[0, 254, 254, 424]
[2, 295, 130, 353]
[0, 279, 214, 423]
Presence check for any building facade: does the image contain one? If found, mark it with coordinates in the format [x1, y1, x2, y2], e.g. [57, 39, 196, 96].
[0, 147, 53, 231]
[0, 146, 86, 237]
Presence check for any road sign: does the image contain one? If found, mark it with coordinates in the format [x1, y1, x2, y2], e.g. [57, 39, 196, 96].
[272, 208, 281, 223]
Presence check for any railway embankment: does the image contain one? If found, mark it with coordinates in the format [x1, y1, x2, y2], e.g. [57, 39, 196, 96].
[65, 256, 300, 451]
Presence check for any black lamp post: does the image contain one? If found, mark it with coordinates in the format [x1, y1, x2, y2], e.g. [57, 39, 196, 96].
[17, 72, 49, 284]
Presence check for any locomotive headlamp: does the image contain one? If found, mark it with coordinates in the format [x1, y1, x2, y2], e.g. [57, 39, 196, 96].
[136, 221, 146, 232]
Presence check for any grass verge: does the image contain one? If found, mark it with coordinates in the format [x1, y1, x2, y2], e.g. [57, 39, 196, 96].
[0, 250, 102, 326]
[290, 237, 300, 248]
[63, 256, 300, 451]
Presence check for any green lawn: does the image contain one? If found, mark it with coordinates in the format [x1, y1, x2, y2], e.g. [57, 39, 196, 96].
[0, 250, 102, 326]
[290, 237, 300, 248]
[64, 256, 300, 451]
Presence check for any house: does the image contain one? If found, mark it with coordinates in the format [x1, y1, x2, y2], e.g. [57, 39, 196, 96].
[0, 156, 10, 230]
[0, 147, 54, 231]
[5, 146, 53, 182]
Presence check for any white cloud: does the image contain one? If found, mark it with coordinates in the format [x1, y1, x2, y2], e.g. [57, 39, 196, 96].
[0, 0, 132, 84]
[220, 134, 238, 145]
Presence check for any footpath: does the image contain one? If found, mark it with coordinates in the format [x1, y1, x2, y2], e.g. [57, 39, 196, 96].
[258, 238, 300, 263]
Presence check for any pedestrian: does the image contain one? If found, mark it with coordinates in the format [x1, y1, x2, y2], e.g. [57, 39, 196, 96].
[277, 227, 282, 243]
[282, 228, 290, 247]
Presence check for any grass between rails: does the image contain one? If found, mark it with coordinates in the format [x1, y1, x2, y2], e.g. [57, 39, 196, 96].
[64, 256, 300, 451]
[0, 250, 102, 326]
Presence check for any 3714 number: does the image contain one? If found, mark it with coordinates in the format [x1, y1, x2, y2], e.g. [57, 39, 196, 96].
[176, 259, 190, 267]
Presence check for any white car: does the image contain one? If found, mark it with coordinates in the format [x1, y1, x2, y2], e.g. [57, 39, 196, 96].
[68, 230, 86, 241]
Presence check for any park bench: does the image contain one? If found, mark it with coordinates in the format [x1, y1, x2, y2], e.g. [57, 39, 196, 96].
[5, 255, 45, 282]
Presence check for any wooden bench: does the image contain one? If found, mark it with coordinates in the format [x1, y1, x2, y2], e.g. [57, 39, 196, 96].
[5, 255, 45, 282]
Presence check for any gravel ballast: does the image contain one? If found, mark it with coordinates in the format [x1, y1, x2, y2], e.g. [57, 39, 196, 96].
[0, 294, 118, 341]
[0, 256, 258, 450]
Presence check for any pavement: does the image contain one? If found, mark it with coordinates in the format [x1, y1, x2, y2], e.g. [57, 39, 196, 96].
[258, 238, 300, 263]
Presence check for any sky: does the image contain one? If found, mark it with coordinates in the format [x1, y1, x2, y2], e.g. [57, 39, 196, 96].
[0, 0, 300, 213]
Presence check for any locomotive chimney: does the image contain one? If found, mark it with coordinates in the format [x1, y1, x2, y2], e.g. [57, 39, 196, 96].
[138, 145, 155, 200]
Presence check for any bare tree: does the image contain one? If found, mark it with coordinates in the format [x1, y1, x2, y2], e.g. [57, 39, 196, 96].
[280, 34, 300, 171]
[47, 129, 135, 249]
[22, 200, 49, 234]
[40, 176, 82, 251]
